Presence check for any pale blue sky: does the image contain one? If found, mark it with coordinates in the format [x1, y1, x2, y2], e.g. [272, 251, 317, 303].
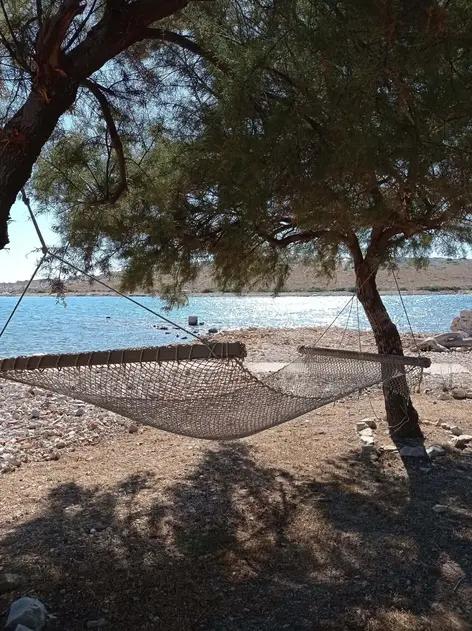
[0, 201, 57, 283]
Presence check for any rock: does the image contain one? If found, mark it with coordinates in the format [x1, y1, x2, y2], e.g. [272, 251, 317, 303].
[451, 310, 472, 335]
[426, 445, 445, 458]
[438, 393, 451, 401]
[357, 418, 377, 430]
[452, 388, 467, 400]
[359, 427, 374, 437]
[5, 597, 46, 631]
[15, 625, 37, 631]
[451, 435, 472, 449]
[440, 422, 451, 430]
[381, 445, 398, 452]
[399, 446, 426, 458]
[208, 328, 218, 334]
[86, 619, 107, 629]
[128, 424, 139, 434]
[432, 504, 448, 514]
[55, 441, 66, 449]
[450, 426, 463, 436]
[0, 572, 25, 594]
[30, 409, 40, 419]
[361, 444, 377, 455]
[75, 407, 86, 417]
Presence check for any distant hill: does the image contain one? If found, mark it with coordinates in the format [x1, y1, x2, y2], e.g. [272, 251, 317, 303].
[1, 258, 472, 296]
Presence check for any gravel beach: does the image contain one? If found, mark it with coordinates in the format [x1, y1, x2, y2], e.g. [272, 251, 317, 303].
[1, 325, 471, 473]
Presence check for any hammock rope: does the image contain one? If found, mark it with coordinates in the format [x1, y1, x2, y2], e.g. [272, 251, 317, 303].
[0, 343, 430, 440]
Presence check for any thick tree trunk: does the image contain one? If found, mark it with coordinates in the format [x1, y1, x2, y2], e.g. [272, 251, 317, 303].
[0, 82, 78, 249]
[355, 261, 423, 442]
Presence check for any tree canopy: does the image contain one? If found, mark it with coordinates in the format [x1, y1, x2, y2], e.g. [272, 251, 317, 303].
[33, 0, 472, 302]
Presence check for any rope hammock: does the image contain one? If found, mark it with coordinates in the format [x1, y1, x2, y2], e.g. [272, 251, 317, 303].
[0, 192, 430, 440]
[0, 342, 429, 440]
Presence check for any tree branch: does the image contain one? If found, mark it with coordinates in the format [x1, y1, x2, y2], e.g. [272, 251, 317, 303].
[82, 79, 127, 204]
[259, 227, 346, 248]
[142, 28, 228, 72]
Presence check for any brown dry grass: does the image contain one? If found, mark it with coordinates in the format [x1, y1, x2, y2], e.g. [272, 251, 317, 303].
[1, 391, 472, 630]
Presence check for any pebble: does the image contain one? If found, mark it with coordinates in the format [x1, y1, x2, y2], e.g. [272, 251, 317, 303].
[450, 426, 463, 436]
[86, 619, 107, 629]
[432, 504, 448, 514]
[452, 388, 467, 400]
[0, 572, 25, 594]
[438, 393, 451, 401]
[128, 424, 139, 434]
[0, 382, 126, 470]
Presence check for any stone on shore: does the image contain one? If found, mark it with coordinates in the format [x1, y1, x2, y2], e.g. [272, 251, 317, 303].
[5, 597, 46, 631]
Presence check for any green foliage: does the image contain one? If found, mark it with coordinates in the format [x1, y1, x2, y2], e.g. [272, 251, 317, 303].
[33, 0, 472, 303]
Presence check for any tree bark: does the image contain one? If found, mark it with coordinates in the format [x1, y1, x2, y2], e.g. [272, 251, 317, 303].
[0, 82, 78, 249]
[355, 261, 423, 442]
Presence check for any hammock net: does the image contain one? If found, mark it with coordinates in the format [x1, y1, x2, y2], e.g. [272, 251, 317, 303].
[0, 343, 429, 439]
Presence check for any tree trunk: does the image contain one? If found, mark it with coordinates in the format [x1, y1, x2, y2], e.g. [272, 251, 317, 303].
[0, 82, 78, 249]
[355, 261, 423, 442]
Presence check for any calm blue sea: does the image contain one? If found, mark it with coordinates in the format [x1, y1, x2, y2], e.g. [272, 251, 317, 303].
[0, 294, 471, 358]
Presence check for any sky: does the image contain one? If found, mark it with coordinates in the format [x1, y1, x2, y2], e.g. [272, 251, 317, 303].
[0, 201, 58, 283]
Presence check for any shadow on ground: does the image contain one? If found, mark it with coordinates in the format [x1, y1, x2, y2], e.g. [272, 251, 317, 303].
[1, 443, 472, 630]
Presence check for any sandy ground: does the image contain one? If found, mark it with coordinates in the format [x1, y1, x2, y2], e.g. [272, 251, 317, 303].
[1, 327, 472, 630]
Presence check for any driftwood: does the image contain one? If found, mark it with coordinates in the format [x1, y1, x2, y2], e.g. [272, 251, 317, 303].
[411, 331, 472, 353]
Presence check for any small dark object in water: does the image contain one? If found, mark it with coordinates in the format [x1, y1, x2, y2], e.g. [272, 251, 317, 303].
[199, 321, 205, 325]
[106, 316, 111, 319]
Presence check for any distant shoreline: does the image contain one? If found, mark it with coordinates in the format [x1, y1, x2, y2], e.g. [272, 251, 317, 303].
[0, 288, 472, 298]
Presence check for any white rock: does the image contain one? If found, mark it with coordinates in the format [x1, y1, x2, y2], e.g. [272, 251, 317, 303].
[426, 445, 445, 458]
[30, 409, 40, 419]
[450, 426, 463, 436]
[451, 310, 472, 335]
[381, 445, 398, 452]
[359, 427, 374, 438]
[5, 597, 46, 631]
[432, 504, 448, 514]
[359, 418, 377, 429]
[451, 435, 472, 449]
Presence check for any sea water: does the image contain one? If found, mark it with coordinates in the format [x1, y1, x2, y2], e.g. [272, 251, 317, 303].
[0, 293, 471, 358]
